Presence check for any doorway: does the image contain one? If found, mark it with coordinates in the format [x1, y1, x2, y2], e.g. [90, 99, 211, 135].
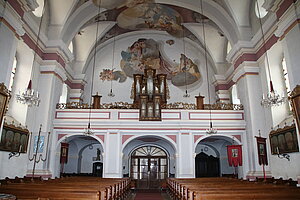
[131, 146, 168, 189]
[195, 152, 220, 177]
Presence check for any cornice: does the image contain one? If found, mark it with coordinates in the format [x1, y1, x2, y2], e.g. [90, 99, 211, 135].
[1, 3, 25, 36]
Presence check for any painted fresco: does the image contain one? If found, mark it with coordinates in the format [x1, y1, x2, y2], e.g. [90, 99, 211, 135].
[119, 38, 200, 87]
[117, 3, 183, 37]
[99, 69, 127, 83]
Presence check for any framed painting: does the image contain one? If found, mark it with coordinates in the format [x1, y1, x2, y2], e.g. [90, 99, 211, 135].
[269, 124, 299, 155]
[0, 83, 10, 128]
[290, 85, 300, 131]
[0, 122, 30, 153]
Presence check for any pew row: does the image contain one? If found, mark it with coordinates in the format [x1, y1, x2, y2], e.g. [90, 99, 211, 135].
[167, 177, 300, 200]
[0, 177, 131, 200]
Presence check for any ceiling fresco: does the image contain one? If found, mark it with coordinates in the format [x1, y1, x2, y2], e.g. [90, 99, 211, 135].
[99, 38, 201, 87]
[117, 3, 183, 37]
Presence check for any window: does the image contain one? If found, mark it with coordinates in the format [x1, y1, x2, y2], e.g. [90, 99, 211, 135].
[282, 58, 291, 95]
[68, 41, 74, 54]
[33, 0, 45, 17]
[8, 57, 17, 92]
[255, 0, 268, 18]
[231, 85, 241, 104]
[227, 41, 232, 55]
[59, 84, 68, 103]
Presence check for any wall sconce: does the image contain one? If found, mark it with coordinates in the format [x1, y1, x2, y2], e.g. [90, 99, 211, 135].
[276, 147, 290, 161]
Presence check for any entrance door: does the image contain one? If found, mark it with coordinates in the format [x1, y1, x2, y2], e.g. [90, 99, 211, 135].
[195, 152, 220, 177]
[131, 146, 168, 189]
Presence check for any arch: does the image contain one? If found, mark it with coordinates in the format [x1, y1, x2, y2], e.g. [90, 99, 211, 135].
[122, 134, 177, 152]
[194, 134, 242, 152]
[77, 142, 102, 174]
[56, 134, 104, 150]
[60, 0, 240, 47]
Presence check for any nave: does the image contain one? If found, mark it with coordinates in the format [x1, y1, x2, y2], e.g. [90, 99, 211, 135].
[1, 176, 300, 199]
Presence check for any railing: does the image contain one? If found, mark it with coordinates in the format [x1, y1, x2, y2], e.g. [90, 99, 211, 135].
[56, 102, 243, 110]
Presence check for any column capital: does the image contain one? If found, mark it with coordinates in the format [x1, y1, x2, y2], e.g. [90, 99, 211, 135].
[40, 64, 67, 82]
[275, 1, 300, 39]
[232, 63, 260, 83]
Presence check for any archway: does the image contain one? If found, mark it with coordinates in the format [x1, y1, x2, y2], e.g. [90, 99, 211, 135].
[122, 135, 176, 189]
[58, 135, 104, 177]
[195, 135, 241, 178]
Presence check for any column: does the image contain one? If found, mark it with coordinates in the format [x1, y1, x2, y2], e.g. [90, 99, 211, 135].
[176, 131, 194, 178]
[103, 130, 122, 178]
[233, 64, 272, 180]
[26, 63, 66, 178]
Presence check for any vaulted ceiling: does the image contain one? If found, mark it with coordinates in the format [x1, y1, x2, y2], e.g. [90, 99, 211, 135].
[40, 0, 256, 76]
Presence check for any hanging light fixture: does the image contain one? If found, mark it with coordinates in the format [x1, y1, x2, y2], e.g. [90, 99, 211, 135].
[182, 28, 190, 98]
[199, 0, 217, 134]
[84, 3, 102, 136]
[257, 2, 286, 107]
[108, 31, 116, 97]
[16, 0, 45, 107]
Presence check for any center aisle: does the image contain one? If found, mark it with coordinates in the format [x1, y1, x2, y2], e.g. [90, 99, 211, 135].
[134, 190, 170, 200]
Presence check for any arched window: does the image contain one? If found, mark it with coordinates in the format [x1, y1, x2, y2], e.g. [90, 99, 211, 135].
[59, 83, 68, 103]
[255, 0, 268, 18]
[33, 0, 45, 17]
[231, 84, 241, 104]
[8, 57, 17, 92]
[227, 41, 232, 55]
[68, 41, 74, 54]
[282, 58, 291, 95]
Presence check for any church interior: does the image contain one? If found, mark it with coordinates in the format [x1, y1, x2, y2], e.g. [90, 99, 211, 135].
[0, 0, 300, 199]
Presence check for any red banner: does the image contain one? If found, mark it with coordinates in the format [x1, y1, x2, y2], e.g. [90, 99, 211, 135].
[227, 145, 243, 167]
[60, 143, 69, 164]
[256, 136, 268, 165]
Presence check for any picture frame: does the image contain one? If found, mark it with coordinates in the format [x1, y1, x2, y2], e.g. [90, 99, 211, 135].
[290, 85, 300, 131]
[0, 83, 10, 128]
[269, 124, 299, 155]
[0, 122, 30, 153]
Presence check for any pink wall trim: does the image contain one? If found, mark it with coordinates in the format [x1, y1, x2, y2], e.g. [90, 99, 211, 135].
[233, 135, 242, 142]
[8, 0, 24, 18]
[276, 0, 295, 19]
[65, 79, 84, 90]
[54, 127, 246, 131]
[58, 134, 67, 141]
[96, 135, 105, 143]
[122, 135, 134, 144]
[21, 34, 66, 68]
[166, 135, 177, 143]
[194, 135, 204, 143]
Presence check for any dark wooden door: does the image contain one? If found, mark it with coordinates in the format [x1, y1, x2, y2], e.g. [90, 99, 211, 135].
[195, 152, 220, 177]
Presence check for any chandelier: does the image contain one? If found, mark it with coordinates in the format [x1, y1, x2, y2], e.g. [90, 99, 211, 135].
[84, 2, 102, 136]
[261, 88, 287, 107]
[16, 81, 40, 107]
[256, 3, 286, 107]
[83, 122, 94, 136]
[199, 0, 217, 134]
[206, 122, 217, 134]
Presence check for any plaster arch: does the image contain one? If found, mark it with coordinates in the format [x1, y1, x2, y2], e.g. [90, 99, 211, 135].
[121, 134, 177, 152]
[56, 134, 104, 150]
[194, 134, 242, 152]
[60, 0, 240, 47]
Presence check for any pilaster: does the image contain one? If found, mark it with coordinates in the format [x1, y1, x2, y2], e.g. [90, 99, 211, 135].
[233, 64, 272, 180]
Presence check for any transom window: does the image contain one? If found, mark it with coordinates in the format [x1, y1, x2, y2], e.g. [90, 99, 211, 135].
[132, 146, 167, 157]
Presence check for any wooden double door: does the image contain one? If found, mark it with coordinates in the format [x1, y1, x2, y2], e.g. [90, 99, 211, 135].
[131, 156, 167, 189]
[195, 152, 220, 177]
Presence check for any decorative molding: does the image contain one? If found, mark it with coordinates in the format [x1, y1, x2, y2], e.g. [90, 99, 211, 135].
[40, 65, 67, 82]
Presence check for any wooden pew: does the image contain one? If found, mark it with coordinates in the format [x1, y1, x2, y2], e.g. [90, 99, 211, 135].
[0, 176, 131, 200]
[167, 177, 300, 200]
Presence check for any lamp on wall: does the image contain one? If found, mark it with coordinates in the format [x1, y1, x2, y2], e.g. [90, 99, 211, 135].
[108, 32, 116, 97]
[15, 0, 44, 107]
[83, 3, 102, 136]
[199, 0, 217, 134]
[257, 2, 286, 107]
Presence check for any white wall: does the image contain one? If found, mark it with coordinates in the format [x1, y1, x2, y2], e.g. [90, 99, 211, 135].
[83, 32, 216, 105]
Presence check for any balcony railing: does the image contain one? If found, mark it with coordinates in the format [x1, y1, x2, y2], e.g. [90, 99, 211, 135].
[56, 102, 243, 110]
